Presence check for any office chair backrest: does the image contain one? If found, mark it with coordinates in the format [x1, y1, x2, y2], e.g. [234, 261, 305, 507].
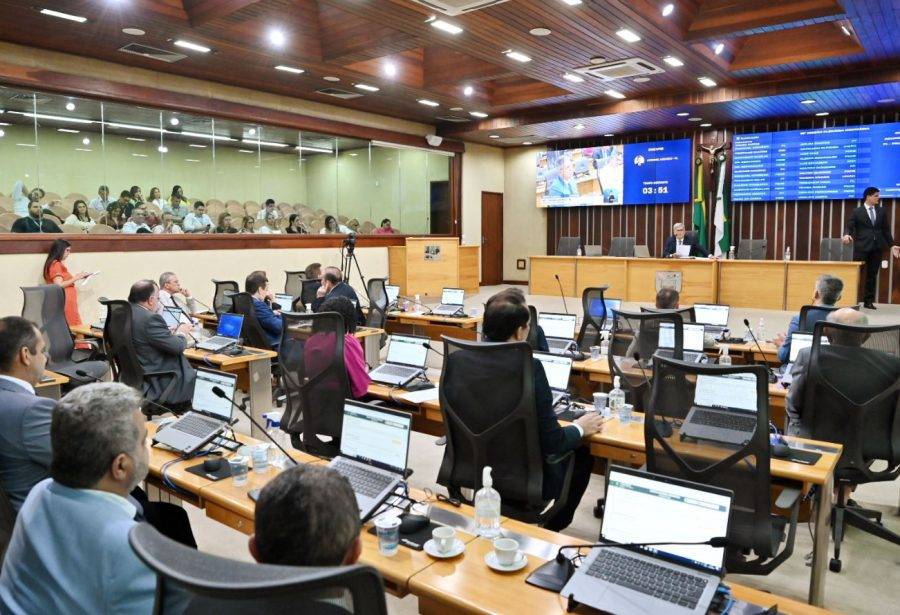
[300, 279, 321, 307]
[641, 305, 696, 324]
[797, 304, 841, 332]
[804, 321, 900, 483]
[284, 271, 307, 298]
[211, 280, 239, 316]
[609, 237, 636, 257]
[820, 238, 854, 262]
[736, 239, 767, 260]
[129, 523, 388, 614]
[278, 311, 350, 458]
[438, 338, 546, 513]
[576, 286, 609, 350]
[583, 244, 602, 256]
[526, 305, 540, 351]
[230, 292, 275, 350]
[556, 236, 581, 256]
[365, 278, 388, 330]
[100, 299, 145, 389]
[20, 285, 74, 365]
[0, 484, 15, 569]
[646, 358, 777, 558]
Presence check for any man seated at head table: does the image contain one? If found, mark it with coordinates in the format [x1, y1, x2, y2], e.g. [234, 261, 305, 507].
[442, 292, 606, 531]
[774, 274, 843, 364]
[786, 308, 900, 438]
[312, 266, 364, 325]
[10, 201, 62, 233]
[662, 222, 709, 258]
[246, 270, 283, 349]
[0, 383, 189, 613]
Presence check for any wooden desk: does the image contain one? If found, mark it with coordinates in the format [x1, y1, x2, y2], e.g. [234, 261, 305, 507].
[384, 310, 481, 342]
[35, 370, 68, 400]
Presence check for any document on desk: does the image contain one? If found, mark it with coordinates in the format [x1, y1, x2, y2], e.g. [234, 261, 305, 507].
[399, 388, 440, 404]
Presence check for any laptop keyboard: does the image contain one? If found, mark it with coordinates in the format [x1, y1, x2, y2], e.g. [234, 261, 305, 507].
[332, 459, 395, 498]
[174, 414, 222, 438]
[586, 550, 707, 609]
[548, 339, 572, 351]
[692, 409, 756, 432]
[201, 336, 233, 347]
[375, 364, 418, 378]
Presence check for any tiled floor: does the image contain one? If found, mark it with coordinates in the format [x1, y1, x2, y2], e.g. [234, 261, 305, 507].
[187, 285, 900, 614]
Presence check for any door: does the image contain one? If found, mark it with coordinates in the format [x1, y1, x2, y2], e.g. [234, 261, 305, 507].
[481, 191, 503, 285]
[429, 181, 451, 234]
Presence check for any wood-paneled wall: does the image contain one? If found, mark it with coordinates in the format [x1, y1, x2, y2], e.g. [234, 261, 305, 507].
[546, 110, 900, 304]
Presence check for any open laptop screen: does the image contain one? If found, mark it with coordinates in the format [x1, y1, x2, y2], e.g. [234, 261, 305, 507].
[535, 352, 573, 391]
[602, 468, 731, 574]
[441, 288, 465, 305]
[694, 373, 757, 411]
[694, 304, 729, 327]
[538, 313, 577, 339]
[274, 294, 294, 309]
[789, 333, 829, 362]
[340, 402, 411, 474]
[385, 285, 400, 304]
[588, 298, 621, 320]
[386, 334, 428, 368]
[161, 306, 181, 329]
[191, 368, 237, 420]
[658, 323, 705, 351]
[217, 313, 244, 338]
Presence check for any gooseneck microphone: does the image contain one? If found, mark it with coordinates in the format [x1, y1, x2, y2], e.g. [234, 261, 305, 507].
[398, 295, 433, 315]
[742, 318, 778, 384]
[554, 274, 569, 314]
[211, 385, 297, 467]
[422, 341, 444, 356]
[74, 369, 177, 416]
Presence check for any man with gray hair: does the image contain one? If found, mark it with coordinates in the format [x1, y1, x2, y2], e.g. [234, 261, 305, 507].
[0, 383, 184, 612]
[312, 266, 364, 325]
[663, 222, 708, 258]
[774, 274, 844, 363]
[157, 271, 198, 328]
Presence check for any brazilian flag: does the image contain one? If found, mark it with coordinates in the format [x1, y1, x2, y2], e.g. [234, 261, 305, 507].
[691, 156, 707, 250]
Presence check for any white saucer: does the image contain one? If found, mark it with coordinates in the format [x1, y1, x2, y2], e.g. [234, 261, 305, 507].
[423, 538, 465, 559]
[484, 550, 527, 572]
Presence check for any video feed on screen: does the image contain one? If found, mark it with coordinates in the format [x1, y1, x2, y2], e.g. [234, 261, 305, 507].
[536, 146, 624, 208]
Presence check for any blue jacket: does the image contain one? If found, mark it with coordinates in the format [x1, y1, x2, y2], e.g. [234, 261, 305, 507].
[0, 378, 54, 511]
[779, 307, 834, 363]
[252, 297, 283, 348]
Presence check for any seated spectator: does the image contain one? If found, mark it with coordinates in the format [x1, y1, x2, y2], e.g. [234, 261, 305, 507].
[113, 190, 135, 219]
[284, 214, 308, 234]
[88, 184, 111, 214]
[64, 200, 95, 232]
[312, 266, 364, 325]
[303, 262, 322, 303]
[346, 218, 360, 233]
[122, 207, 152, 234]
[214, 212, 237, 234]
[257, 212, 281, 234]
[246, 271, 283, 349]
[320, 215, 349, 234]
[170, 184, 188, 204]
[256, 198, 281, 221]
[250, 465, 361, 567]
[144, 208, 160, 229]
[128, 185, 144, 208]
[157, 272, 197, 328]
[129, 279, 196, 405]
[152, 211, 183, 234]
[148, 186, 167, 210]
[10, 180, 29, 217]
[99, 203, 125, 230]
[182, 201, 213, 233]
[163, 193, 189, 223]
[0, 383, 186, 613]
[11, 202, 61, 233]
[774, 274, 843, 363]
[317, 296, 370, 398]
[238, 215, 255, 234]
[374, 218, 397, 235]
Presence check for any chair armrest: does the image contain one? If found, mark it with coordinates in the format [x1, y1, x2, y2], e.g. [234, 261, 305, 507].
[775, 486, 802, 510]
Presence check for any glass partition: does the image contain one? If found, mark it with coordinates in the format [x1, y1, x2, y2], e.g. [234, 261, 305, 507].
[0, 84, 454, 235]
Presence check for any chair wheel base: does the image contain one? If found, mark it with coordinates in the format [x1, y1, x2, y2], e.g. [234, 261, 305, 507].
[829, 558, 842, 573]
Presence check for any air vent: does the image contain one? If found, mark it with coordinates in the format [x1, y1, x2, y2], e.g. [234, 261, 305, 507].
[574, 58, 664, 81]
[410, 0, 509, 16]
[436, 115, 470, 123]
[315, 88, 363, 100]
[118, 43, 187, 63]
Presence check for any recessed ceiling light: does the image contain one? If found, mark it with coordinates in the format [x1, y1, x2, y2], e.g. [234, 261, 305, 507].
[560, 0, 582, 5]
[65, 101, 75, 111]
[158, 146, 168, 153]
[429, 18, 463, 35]
[248, 128, 256, 136]
[169, 117, 179, 126]
[689, 117, 703, 121]
[523, 141, 533, 145]
[354, 83, 379, 92]
[563, 73, 585, 83]
[8, 111, 92, 124]
[676, 112, 690, 117]
[698, 77, 717, 87]
[604, 133, 614, 137]
[82, 137, 90, 145]
[275, 65, 304, 74]
[815, 111, 829, 116]
[662, 3, 675, 16]
[876, 98, 895, 103]
[589, 56, 607, 64]
[615, 29, 641, 43]
[126, 137, 145, 142]
[238, 149, 255, 153]
[504, 50, 532, 63]
[40, 9, 86, 23]
[529, 27, 552, 36]
[268, 28, 286, 46]
[16, 143, 36, 147]
[470, 111, 488, 118]
[663, 56, 683, 67]
[349, 152, 358, 157]
[713, 42, 725, 55]
[57, 128, 80, 133]
[185, 159, 200, 163]
[840, 24, 852, 37]
[700, 123, 712, 127]
[450, 106, 464, 111]
[122, 27, 145, 36]
[188, 143, 207, 148]
[633, 77, 650, 83]
[174, 40, 211, 53]
[75, 148, 92, 152]
[574, 123, 586, 130]
[132, 153, 148, 158]
[418, 99, 440, 107]
[605, 89, 626, 99]
[384, 62, 397, 77]
[489, 134, 500, 139]
[323, 76, 340, 82]
[463, 85, 474, 96]
[244, 138, 288, 148]
[800, 99, 816, 105]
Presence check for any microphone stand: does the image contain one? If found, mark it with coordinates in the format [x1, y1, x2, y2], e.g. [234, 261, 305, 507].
[554, 274, 569, 314]
[211, 385, 298, 468]
[398, 295, 433, 315]
[742, 319, 778, 383]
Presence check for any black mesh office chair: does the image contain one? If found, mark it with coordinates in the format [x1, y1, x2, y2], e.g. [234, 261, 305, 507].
[556, 236, 581, 256]
[819, 238, 854, 262]
[736, 239, 767, 260]
[300, 279, 322, 307]
[284, 270, 307, 298]
[212, 280, 238, 316]
[609, 237, 636, 257]
[129, 523, 388, 615]
[645, 357, 801, 575]
[278, 311, 351, 458]
[576, 286, 610, 351]
[526, 305, 540, 351]
[230, 293, 276, 350]
[365, 278, 389, 351]
[801, 321, 900, 573]
[797, 305, 842, 332]
[20, 285, 107, 386]
[641, 306, 697, 324]
[100, 299, 179, 415]
[0, 484, 15, 568]
[437, 337, 575, 525]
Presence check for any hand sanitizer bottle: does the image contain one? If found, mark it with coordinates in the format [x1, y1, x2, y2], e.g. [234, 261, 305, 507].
[474, 466, 501, 538]
[608, 376, 626, 422]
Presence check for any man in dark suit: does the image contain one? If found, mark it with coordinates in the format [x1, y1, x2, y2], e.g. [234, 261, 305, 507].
[245, 270, 283, 349]
[843, 186, 900, 309]
[128, 279, 196, 405]
[662, 222, 708, 258]
[10, 202, 62, 234]
[312, 266, 364, 325]
[441, 295, 604, 531]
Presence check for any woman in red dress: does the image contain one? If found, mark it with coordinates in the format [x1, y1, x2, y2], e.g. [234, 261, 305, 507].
[43, 239, 88, 327]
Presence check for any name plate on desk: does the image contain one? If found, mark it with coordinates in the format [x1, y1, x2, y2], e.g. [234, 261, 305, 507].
[655, 271, 682, 292]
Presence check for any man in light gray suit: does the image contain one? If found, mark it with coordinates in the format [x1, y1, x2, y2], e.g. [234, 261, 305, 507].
[128, 279, 196, 405]
[0, 317, 53, 511]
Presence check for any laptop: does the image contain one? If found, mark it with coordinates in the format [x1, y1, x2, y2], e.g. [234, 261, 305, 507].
[273, 293, 294, 311]
[152, 368, 238, 455]
[431, 287, 465, 316]
[329, 400, 412, 520]
[535, 351, 573, 409]
[538, 312, 578, 354]
[694, 304, 730, 336]
[588, 297, 621, 330]
[197, 313, 244, 352]
[680, 372, 759, 445]
[562, 466, 732, 615]
[160, 305, 183, 330]
[369, 334, 429, 387]
[657, 322, 708, 363]
[779, 332, 830, 377]
[385, 284, 400, 307]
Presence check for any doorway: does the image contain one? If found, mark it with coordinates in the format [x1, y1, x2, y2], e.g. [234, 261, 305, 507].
[481, 191, 503, 285]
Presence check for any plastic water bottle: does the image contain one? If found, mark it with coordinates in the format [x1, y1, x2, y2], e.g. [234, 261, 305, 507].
[262, 411, 287, 469]
[474, 466, 501, 538]
[784, 247, 791, 261]
[608, 376, 626, 423]
[728, 245, 736, 260]
[719, 345, 732, 365]
[576, 245, 583, 256]
[757, 317, 766, 343]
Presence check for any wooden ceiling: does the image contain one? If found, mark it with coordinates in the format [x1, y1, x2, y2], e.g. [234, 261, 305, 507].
[0, 0, 896, 145]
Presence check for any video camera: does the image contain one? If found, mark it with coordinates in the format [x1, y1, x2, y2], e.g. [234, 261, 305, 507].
[342, 231, 357, 253]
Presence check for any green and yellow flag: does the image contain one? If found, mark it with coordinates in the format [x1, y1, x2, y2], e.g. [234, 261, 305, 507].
[691, 156, 708, 250]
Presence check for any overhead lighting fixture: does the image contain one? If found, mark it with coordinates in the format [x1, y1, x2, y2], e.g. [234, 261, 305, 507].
[75, 148, 92, 152]
[181, 131, 234, 141]
[82, 137, 90, 145]
[698, 77, 717, 87]
[450, 106, 464, 111]
[615, 29, 641, 43]
[16, 143, 36, 147]
[840, 24, 851, 37]
[523, 141, 533, 145]
[560, 0, 582, 5]
[158, 146, 168, 153]
[132, 153, 148, 158]
[689, 117, 703, 122]
[489, 134, 501, 139]
[323, 76, 340, 82]
[815, 111, 829, 116]
[295, 145, 333, 153]
[243, 138, 288, 148]
[248, 128, 256, 136]
[662, 3, 674, 16]
[604, 133, 614, 137]
[713, 42, 724, 55]
[57, 128, 80, 134]
[169, 117, 179, 126]
[173, 40, 211, 53]
[800, 99, 816, 105]
[429, 18, 463, 35]
[574, 123, 586, 130]
[384, 62, 397, 77]
[418, 99, 440, 107]
[676, 112, 690, 117]
[126, 137, 145, 142]
[238, 149, 255, 153]
[529, 28, 551, 36]
[188, 143, 207, 148]
[663, 56, 683, 67]
[268, 28, 286, 46]
[563, 73, 585, 83]
[9, 111, 92, 124]
[40, 8, 86, 23]
[463, 85, 474, 96]
[605, 89, 626, 99]
[122, 27, 145, 36]
[185, 159, 200, 163]
[633, 77, 650, 83]
[65, 102, 75, 111]
[354, 83, 379, 92]
[876, 98, 895, 103]
[275, 65, 304, 74]
[700, 123, 712, 127]
[504, 50, 532, 63]
[470, 111, 488, 118]
[348, 152, 358, 157]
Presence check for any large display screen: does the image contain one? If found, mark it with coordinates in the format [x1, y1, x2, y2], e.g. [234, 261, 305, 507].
[731, 121, 900, 202]
[536, 138, 691, 207]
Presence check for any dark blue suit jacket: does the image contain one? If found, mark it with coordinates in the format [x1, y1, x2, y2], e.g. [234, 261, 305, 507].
[312, 282, 365, 325]
[663, 234, 708, 258]
[252, 297, 283, 348]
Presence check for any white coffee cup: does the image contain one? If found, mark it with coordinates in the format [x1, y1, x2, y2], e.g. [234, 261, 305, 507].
[492, 537, 521, 566]
[432, 526, 456, 553]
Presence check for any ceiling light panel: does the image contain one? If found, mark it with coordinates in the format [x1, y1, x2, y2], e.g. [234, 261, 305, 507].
[615, 29, 641, 43]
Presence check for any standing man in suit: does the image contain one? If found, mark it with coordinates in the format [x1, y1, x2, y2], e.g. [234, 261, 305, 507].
[0, 317, 52, 511]
[129, 279, 196, 406]
[663, 222, 708, 258]
[312, 266, 364, 325]
[843, 187, 900, 309]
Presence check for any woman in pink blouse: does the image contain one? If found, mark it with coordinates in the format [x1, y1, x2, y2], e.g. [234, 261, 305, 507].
[314, 296, 371, 398]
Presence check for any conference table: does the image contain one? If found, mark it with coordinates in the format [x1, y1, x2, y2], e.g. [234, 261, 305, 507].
[378, 309, 482, 342]
[34, 370, 68, 400]
[145, 423, 835, 614]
